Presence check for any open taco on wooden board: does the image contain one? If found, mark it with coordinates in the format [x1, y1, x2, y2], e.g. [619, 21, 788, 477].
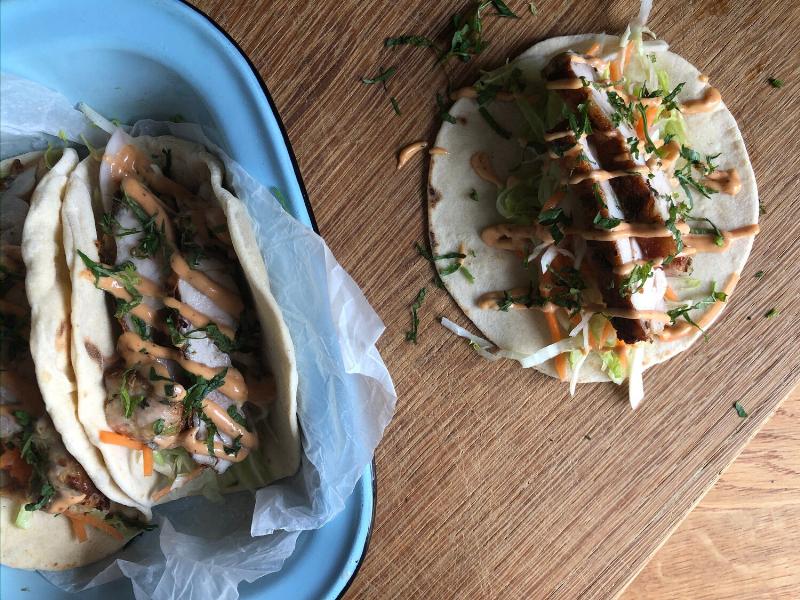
[427, 1, 759, 406]
[61, 128, 300, 510]
[1, 149, 147, 571]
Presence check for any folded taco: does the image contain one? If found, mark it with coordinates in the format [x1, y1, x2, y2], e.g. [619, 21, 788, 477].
[1, 149, 146, 571]
[429, 3, 758, 406]
[62, 129, 300, 509]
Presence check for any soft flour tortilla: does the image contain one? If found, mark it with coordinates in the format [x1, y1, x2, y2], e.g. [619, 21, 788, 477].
[428, 34, 758, 382]
[1, 150, 130, 569]
[63, 133, 300, 509]
[0, 495, 127, 571]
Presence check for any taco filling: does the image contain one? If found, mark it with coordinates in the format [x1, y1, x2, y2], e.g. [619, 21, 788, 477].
[70, 131, 296, 504]
[1, 155, 141, 561]
[428, 6, 759, 406]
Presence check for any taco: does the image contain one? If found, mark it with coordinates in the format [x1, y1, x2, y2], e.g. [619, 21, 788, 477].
[428, 4, 758, 406]
[62, 129, 300, 509]
[1, 149, 145, 571]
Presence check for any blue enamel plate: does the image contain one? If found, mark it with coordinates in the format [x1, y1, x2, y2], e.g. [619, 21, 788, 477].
[0, 0, 375, 598]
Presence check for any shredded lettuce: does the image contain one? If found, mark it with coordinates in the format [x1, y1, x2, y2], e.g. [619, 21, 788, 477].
[599, 349, 626, 384]
[496, 180, 540, 222]
[153, 447, 194, 479]
[15, 504, 32, 529]
[515, 97, 546, 145]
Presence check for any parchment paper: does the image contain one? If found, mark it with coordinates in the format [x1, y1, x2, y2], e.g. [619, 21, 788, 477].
[0, 73, 397, 600]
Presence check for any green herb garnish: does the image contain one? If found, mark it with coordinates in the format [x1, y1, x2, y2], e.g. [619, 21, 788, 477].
[469, 188, 479, 201]
[385, 35, 436, 48]
[689, 217, 724, 247]
[153, 418, 165, 435]
[733, 401, 748, 418]
[767, 77, 783, 89]
[405, 287, 427, 344]
[478, 106, 511, 139]
[77, 250, 143, 318]
[619, 262, 654, 297]
[765, 307, 779, 319]
[753, 270, 764, 279]
[390, 96, 401, 115]
[361, 66, 397, 86]
[182, 368, 228, 411]
[227, 405, 250, 431]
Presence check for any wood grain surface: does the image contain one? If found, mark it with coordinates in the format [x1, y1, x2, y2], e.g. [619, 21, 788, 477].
[188, 1, 800, 598]
[624, 388, 800, 599]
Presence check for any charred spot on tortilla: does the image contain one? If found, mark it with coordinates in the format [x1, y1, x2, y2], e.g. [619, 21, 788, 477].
[428, 184, 442, 207]
[84, 340, 104, 368]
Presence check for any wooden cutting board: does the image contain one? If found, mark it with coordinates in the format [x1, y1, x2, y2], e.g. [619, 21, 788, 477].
[191, 1, 800, 597]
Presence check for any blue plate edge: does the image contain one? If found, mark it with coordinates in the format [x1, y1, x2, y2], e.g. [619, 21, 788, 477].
[174, 2, 376, 598]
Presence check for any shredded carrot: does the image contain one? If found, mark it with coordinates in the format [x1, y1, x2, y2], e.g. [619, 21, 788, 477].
[544, 312, 568, 381]
[539, 254, 570, 382]
[601, 320, 615, 348]
[622, 41, 634, 71]
[142, 447, 153, 477]
[99, 430, 145, 450]
[664, 285, 679, 302]
[635, 105, 660, 141]
[585, 42, 601, 57]
[609, 60, 621, 82]
[0, 447, 32, 484]
[67, 514, 88, 543]
[616, 342, 629, 372]
[65, 511, 125, 541]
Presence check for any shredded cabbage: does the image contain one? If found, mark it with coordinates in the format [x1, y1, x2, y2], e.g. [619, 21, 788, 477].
[628, 344, 645, 409]
[496, 179, 541, 222]
[599, 349, 626, 384]
[153, 447, 195, 479]
[569, 350, 589, 396]
[499, 336, 583, 369]
[14, 504, 32, 529]
[77, 101, 119, 134]
[440, 318, 501, 361]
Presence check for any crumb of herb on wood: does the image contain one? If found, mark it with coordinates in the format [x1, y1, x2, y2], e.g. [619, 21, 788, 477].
[405, 287, 427, 343]
[733, 401, 748, 418]
[767, 77, 783, 88]
[753, 270, 764, 279]
[764, 307, 778, 319]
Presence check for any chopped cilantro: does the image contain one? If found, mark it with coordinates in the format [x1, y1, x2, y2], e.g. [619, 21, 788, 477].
[385, 35, 436, 48]
[469, 188, 479, 201]
[460, 265, 475, 283]
[227, 405, 250, 431]
[405, 287, 427, 343]
[733, 401, 748, 418]
[767, 77, 783, 89]
[361, 66, 396, 86]
[182, 368, 228, 411]
[390, 96, 401, 116]
[753, 270, 764, 279]
[619, 262, 654, 297]
[437, 93, 457, 124]
[478, 106, 511, 139]
[689, 217, 725, 247]
[765, 307, 779, 319]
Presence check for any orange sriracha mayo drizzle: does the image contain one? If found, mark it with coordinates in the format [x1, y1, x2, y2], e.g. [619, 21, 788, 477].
[93, 145, 261, 466]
